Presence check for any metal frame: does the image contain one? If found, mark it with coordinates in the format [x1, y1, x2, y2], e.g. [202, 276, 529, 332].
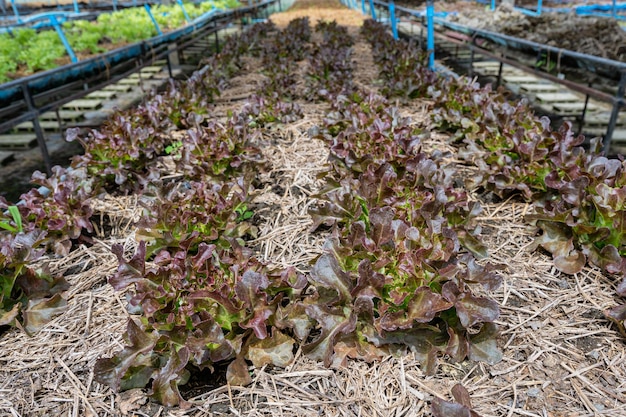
[434, 18, 626, 154]
[364, 0, 626, 153]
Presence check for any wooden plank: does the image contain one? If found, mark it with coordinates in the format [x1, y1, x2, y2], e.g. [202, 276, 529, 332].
[476, 68, 500, 76]
[0, 134, 38, 149]
[117, 78, 143, 85]
[551, 102, 600, 114]
[609, 130, 626, 142]
[14, 120, 60, 131]
[85, 90, 117, 100]
[61, 99, 103, 110]
[536, 92, 580, 103]
[141, 65, 164, 73]
[503, 75, 542, 84]
[519, 83, 561, 93]
[585, 116, 625, 128]
[40, 110, 84, 121]
[103, 84, 133, 92]
[151, 72, 172, 80]
[0, 151, 15, 165]
[473, 61, 500, 68]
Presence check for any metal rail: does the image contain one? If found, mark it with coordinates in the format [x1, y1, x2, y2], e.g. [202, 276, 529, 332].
[359, 0, 626, 154]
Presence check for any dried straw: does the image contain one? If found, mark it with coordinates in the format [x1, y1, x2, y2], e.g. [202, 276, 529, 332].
[1, 2, 625, 416]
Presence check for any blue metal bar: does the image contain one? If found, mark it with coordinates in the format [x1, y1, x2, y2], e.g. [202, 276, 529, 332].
[515, 0, 542, 16]
[144, 4, 163, 35]
[72, 0, 79, 13]
[177, 0, 191, 22]
[362, 0, 366, 14]
[389, 1, 398, 39]
[113, 0, 118, 11]
[426, 0, 434, 70]
[491, 0, 495, 11]
[49, 14, 77, 63]
[10, 0, 21, 24]
[577, 11, 626, 20]
[368, 0, 376, 20]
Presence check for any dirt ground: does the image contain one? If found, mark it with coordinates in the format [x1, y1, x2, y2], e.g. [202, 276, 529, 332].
[0, 1, 625, 417]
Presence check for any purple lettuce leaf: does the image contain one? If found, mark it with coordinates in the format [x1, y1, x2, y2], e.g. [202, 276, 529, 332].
[431, 383, 481, 417]
[94, 319, 159, 392]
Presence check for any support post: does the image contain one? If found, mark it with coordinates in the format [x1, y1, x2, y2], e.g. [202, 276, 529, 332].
[537, 0, 542, 15]
[426, 0, 435, 70]
[368, 0, 376, 20]
[21, 84, 52, 176]
[113, 0, 117, 11]
[214, 20, 219, 52]
[613, 0, 617, 19]
[491, 0, 495, 11]
[50, 15, 78, 63]
[603, 71, 626, 155]
[361, 0, 365, 14]
[496, 60, 503, 88]
[176, 0, 191, 22]
[389, 1, 397, 39]
[10, 0, 20, 23]
[145, 4, 163, 35]
[72, 0, 79, 13]
[578, 92, 590, 136]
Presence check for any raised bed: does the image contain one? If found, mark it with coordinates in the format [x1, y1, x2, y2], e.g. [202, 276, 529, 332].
[1, 2, 625, 417]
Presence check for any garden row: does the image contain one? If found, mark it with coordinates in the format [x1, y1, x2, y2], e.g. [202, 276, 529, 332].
[360, 20, 626, 331]
[0, 0, 239, 82]
[1, 15, 625, 414]
[0, 17, 496, 414]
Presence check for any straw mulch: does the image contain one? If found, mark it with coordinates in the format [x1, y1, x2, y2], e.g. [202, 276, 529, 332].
[1, 1, 625, 416]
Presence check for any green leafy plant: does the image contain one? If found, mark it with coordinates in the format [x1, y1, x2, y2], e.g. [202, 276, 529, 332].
[0, 206, 23, 233]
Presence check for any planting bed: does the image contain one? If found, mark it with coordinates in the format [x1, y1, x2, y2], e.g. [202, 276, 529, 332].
[0, 0, 238, 82]
[1, 1, 626, 416]
[448, 3, 626, 62]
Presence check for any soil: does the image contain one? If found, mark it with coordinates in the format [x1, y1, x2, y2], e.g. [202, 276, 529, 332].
[0, 1, 625, 417]
[448, 3, 626, 61]
[0, 134, 83, 202]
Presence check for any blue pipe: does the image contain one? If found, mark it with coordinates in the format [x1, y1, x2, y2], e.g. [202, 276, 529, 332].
[144, 4, 163, 35]
[491, 0, 495, 11]
[10, 0, 21, 24]
[426, 0, 434, 70]
[577, 11, 626, 20]
[72, 0, 79, 14]
[368, 0, 376, 20]
[389, 1, 398, 39]
[49, 14, 77, 63]
[361, 0, 366, 14]
[176, 0, 191, 22]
